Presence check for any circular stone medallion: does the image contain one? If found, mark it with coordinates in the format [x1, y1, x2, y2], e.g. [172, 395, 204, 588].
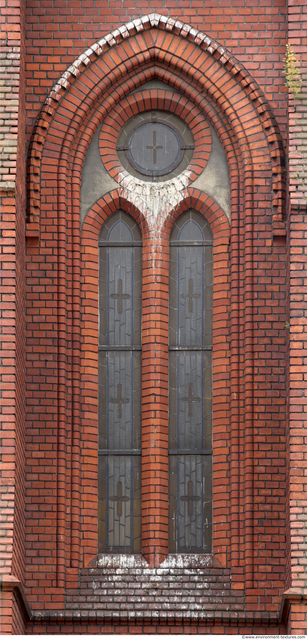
[128, 122, 181, 176]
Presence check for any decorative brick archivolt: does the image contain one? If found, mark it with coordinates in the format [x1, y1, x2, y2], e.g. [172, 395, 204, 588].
[25, 13, 287, 597]
[26, 13, 285, 239]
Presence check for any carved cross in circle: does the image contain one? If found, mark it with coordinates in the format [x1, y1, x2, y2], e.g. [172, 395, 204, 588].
[181, 382, 201, 417]
[146, 130, 164, 165]
[110, 278, 130, 314]
[181, 278, 200, 314]
[110, 383, 129, 419]
[181, 481, 201, 516]
[110, 480, 129, 517]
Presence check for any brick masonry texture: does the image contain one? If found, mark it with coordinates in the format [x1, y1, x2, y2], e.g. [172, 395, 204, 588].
[0, 0, 26, 635]
[1, 0, 307, 635]
[286, 0, 307, 635]
[23, 0, 288, 145]
[23, 12, 287, 633]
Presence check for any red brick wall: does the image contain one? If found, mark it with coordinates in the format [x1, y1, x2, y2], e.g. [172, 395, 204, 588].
[0, 0, 26, 633]
[0, 591, 14, 635]
[24, 0, 288, 145]
[286, 0, 307, 633]
[12, 594, 25, 635]
[26, 622, 286, 635]
[22, 8, 289, 632]
[12, 0, 26, 589]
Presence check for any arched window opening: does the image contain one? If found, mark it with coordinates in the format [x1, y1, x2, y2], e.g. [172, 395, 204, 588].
[169, 210, 213, 553]
[98, 211, 142, 553]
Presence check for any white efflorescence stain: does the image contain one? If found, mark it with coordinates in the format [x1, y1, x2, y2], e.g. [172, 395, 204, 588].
[118, 169, 192, 232]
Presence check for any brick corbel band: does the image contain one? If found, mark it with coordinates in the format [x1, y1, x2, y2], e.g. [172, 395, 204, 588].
[279, 589, 307, 627]
[0, 575, 32, 623]
[30, 609, 280, 628]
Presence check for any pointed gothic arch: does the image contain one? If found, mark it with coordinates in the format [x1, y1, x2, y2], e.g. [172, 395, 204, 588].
[26, 13, 285, 240]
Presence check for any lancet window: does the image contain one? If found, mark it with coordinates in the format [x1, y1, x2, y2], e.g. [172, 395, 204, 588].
[169, 211, 213, 553]
[98, 209, 212, 554]
[98, 211, 142, 553]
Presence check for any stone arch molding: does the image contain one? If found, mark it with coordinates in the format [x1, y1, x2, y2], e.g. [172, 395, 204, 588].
[26, 13, 286, 241]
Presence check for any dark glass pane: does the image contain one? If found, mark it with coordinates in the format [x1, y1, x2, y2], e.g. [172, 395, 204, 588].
[98, 351, 107, 450]
[204, 246, 213, 345]
[178, 245, 204, 347]
[98, 455, 141, 553]
[203, 353, 213, 451]
[98, 456, 107, 552]
[169, 246, 178, 348]
[99, 210, 141, 243]
[133, 458, 142, 553]
[98, 352, 141, 451]
[108, 246, 133, 346]
[169, 455, 177, 554]
[168, 353, 177, 451]
[170, 246, 212, 348]
[178, 219, 204, 242]
[108, 220, 133, 242]
[170, 209, 213, 244]
[203, 455, 213, 553]
[178, 351, 203, 450]
[128, 122, 181, 175]
[169, 212, 213, 349]
[108, 351, 133, 450]
[169, 455, 212, 553]
[169, 209, 213, 554]
[108, 455, 132, 550]
[99, 245, 141, 346]
[98, 211, 142, 555]
[178, 455, 203, 551]
[169, 351, 212, 451]
[133, 247, 142, 346]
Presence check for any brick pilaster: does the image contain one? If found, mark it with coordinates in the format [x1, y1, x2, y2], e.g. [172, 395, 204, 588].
[285, 0, 307, 634]
[141, 231, 169, 567]
[0, 0, 26, 633]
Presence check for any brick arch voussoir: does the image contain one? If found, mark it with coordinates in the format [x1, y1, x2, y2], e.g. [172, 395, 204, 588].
[86, 43, 264, 176]
[81, 190, 149, 245]
[160, 189, 230, 246]
[27, 14, 285, 241]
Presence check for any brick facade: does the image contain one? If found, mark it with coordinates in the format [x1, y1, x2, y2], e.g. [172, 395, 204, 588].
[0, 0, 26, 634]
[0, 0, 307, 635]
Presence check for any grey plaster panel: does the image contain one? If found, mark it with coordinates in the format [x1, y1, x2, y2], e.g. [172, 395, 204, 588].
[193, 126, 230, 220]
[81, 124, 117, 225]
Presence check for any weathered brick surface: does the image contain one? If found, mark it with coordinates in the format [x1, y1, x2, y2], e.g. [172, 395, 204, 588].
[3, 0, 307, 634]
[27, 622, 285, 635]
[12, 593, 25, 634]
[0, 0, 26, 634]
[285, 0, 307, 633]
[67, 555, 241, 613]
[24, 0, 288, 144]
[21, 11, 288, 634]
[0, 591, 14, 635]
